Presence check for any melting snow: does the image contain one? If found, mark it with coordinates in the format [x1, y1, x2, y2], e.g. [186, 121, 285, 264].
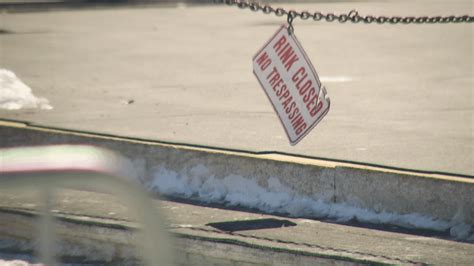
[0, 69, 52, 110]
[0, 259, 40, 266]
[148, 164, 473, 240]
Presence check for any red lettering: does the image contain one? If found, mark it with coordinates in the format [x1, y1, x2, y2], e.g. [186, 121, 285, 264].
[310, 100, 324, 117]
[284, 54, 299, 71]
[285, 102, 296, 114]
[292, 67, 305, 82]
[273, 78, 283, 92]
[289, 106, 299, 120]
[276, 84, 286, 97]
[279, 90, 290, 100]
[279, 45, 299, 72]
[296, 72, 308, 90]
[303, 88, 316, 103]
[295, 122, 307, 135]
[256, 52, 271, 71]
[269, 72, 280, 87]
[282, 96, 293, 110]
[291, 115, 305, 129]
[278, 43, 290, 58]
[267, 67, 278, 80]
[298, 80, 312, 95]
[273, 35, 287, 53]
[306, 94, 318, 114]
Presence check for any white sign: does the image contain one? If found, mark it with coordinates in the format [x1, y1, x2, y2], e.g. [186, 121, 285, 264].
[253, 25, 330, 145]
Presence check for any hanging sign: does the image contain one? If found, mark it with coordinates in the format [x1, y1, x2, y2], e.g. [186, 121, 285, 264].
[253, 25, 330, 145]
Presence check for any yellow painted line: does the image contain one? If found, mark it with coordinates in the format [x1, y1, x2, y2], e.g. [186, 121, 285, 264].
[1, 119, 472, 184]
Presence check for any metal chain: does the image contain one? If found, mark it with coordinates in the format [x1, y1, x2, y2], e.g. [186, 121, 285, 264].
[214, 0, 474, 24]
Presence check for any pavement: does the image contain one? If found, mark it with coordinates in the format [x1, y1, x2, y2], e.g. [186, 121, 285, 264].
[1, 189, 474, 265]
[0, 2, 473, 264]
[0, 1, 472, 176]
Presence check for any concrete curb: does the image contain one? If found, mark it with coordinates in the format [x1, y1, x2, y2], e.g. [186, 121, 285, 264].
[1, 120, 473, 228]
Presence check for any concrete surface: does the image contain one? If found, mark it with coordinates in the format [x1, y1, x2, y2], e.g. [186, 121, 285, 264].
[2, 121, 473, 227]
[1, 189, 474, 265]
[0, 1, 472, 176]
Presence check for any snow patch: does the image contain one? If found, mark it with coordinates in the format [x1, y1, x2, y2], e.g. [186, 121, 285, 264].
[0, 259, 40, 266]
[148, 164, 473, 240]
[0, 69, 52, 110]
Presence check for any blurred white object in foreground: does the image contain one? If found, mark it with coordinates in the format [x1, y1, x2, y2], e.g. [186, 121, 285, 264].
[0, 145, 172, 266]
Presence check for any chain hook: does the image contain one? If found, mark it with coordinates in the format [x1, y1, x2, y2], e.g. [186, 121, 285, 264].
[348, 9, 359, 19]
[287, 11, 295, 35]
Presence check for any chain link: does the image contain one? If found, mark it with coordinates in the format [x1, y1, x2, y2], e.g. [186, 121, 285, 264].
[214, 0, 474, 24]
